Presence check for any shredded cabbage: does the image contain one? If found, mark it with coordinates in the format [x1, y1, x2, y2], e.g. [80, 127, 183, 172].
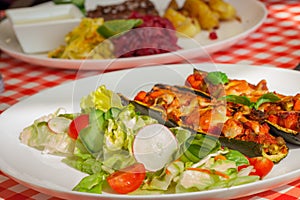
[48, 18, 114, 59]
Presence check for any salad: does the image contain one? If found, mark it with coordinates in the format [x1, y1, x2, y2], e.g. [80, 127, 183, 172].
[20, 85, 273, 195]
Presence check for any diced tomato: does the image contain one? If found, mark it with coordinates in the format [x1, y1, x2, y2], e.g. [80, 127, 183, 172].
[294, 99, 300, 111]
[68, 114, 89, 139]
[248, 156, 274, 179]
[281, 113, 298, 130]
[149, 90, 164, 99]
[134, 91, 147, 102]
[268, 114, 278, 124]
[185, 74, 204, 89]
[107, 163, 146, 194]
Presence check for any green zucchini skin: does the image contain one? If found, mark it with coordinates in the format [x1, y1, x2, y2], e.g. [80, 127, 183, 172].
[218, 137, 262, 158]
[267, 120, 300, 145]
[190, 129, 263, 158]
[264, 110, 300, 146]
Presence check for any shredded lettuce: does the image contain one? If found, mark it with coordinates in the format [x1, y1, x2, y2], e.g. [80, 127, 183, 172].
[19, 109, 76, 155]
[62, 140, 103, 175]
[142, 161, 185, 191]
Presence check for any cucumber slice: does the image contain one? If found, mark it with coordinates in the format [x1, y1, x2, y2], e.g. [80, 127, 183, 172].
[79, 125, 104, 154]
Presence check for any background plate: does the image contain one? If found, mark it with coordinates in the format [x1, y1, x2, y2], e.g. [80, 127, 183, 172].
[0, 0, 267, 70]
[0, 63, 299, 200]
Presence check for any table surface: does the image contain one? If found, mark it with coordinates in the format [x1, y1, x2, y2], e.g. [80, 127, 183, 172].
[0, 0, 300, 199]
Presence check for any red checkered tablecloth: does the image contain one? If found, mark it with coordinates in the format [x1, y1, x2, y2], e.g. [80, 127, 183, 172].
[0, 0, 300, 199]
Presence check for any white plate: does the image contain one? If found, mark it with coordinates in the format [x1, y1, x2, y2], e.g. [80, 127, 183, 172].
[0, 63, 300, 200]
[0, 0, 267, 70]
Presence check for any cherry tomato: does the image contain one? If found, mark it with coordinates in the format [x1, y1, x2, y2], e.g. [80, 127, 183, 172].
[248, 156, 274, 179]
[107, 163, 146, 194]
[68, 114, 89, 139]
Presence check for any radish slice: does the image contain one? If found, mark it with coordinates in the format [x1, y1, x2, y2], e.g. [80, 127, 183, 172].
[48, 117, 72, 134]
[133, 124, 178, 171]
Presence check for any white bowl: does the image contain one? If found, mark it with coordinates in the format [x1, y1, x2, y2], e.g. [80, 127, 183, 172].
[6, 4, 83, 54]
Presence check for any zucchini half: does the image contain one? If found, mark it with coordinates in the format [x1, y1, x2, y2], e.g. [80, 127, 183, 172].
[266, 111, 300, 145]
[122, 95, 287, 163]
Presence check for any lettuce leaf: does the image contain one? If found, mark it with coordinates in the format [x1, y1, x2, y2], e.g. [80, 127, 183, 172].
[19, 110, 76, 155]
[72, 172, 108, 194]
[224, 149, 250, 166]
[80, 85, 123, 113]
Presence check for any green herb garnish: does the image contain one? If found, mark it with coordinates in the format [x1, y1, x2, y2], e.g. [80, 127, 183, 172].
[53, 0, 86, 14]
[205, 71, 229, 85]
[223, 95, 252, 107]
[222, 92, 281, 109]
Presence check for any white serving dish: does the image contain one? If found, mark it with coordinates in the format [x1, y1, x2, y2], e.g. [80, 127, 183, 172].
[6, 4, 83, 54]
[0, 64, 300, 199]
[0, 0, 267, 70]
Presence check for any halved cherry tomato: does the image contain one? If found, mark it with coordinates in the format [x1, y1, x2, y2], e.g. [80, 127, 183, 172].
[68, 114, 89, 139]
[107, 163, 146, 194]
[248, 156, 274, 179]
